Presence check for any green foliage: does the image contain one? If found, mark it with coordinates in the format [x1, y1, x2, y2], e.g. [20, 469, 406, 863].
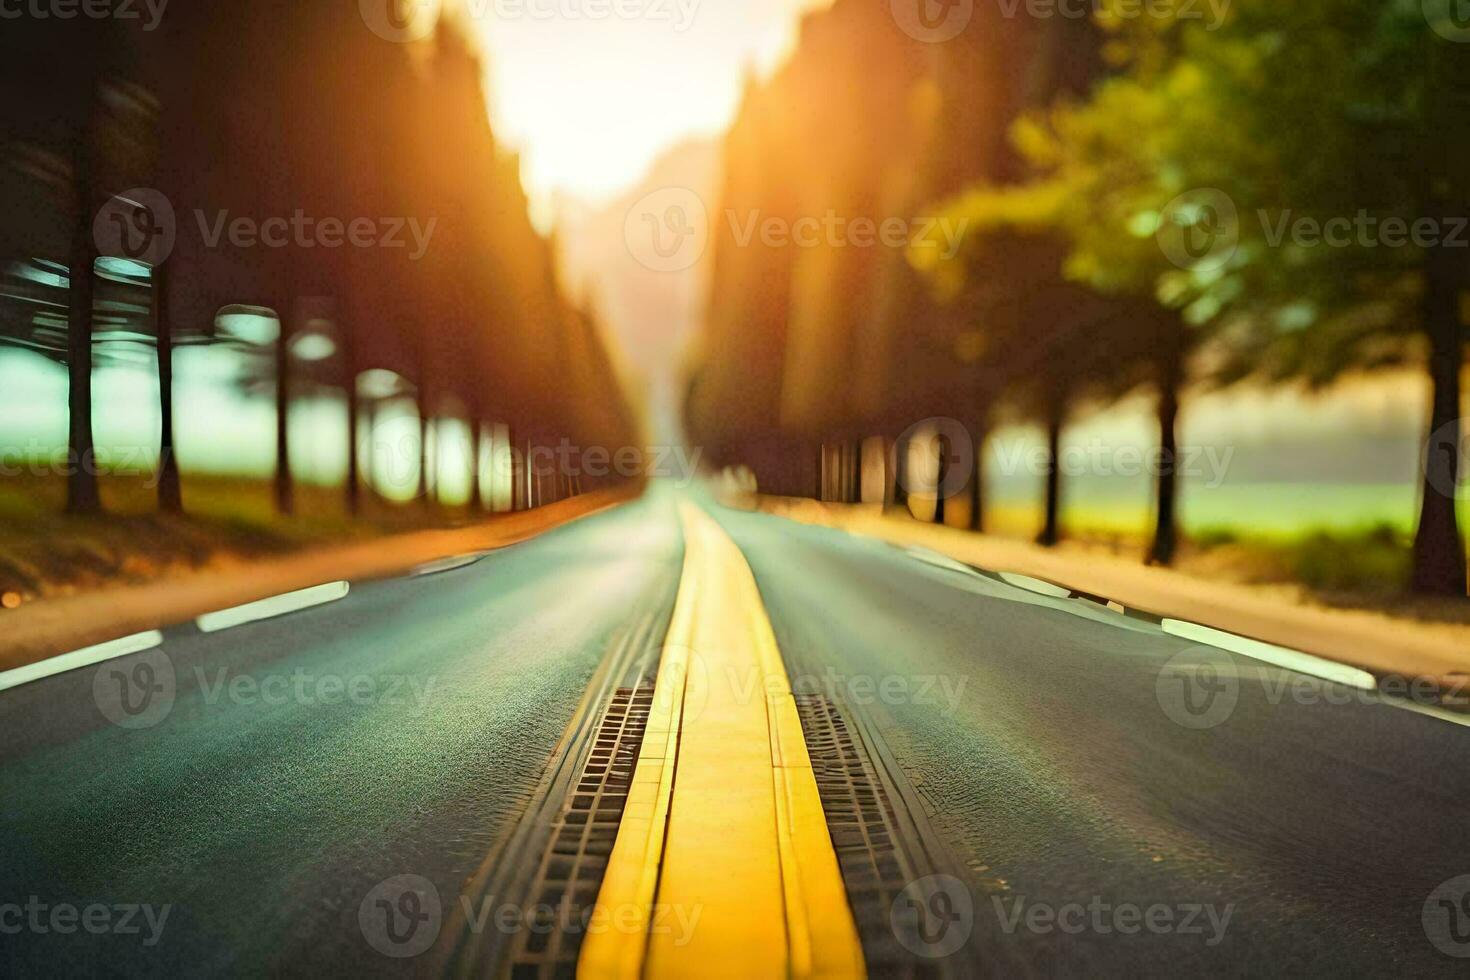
[923, 0, 1458, 390]
[1289, 525, 1411, 593]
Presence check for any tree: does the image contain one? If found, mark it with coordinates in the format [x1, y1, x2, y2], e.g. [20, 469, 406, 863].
[925, 0, 1470, 588]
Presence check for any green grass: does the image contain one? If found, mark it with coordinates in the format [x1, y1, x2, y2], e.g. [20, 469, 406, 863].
[1284, 525, 1411, 593]
[1205, 524, 1413, 594]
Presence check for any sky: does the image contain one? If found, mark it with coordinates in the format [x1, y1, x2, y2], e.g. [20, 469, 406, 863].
[467, 0, 833, 213]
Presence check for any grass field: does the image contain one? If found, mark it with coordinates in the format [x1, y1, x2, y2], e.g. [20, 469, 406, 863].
[915, 484, 1448, 605]
[0, 472, 475, 602]
[0, 466, 1455, 611]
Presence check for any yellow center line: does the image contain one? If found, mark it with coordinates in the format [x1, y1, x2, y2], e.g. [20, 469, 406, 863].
[579, 501, 864, 979]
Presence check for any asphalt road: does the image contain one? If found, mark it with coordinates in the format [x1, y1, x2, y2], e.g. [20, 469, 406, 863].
[711, 503, 1470, 976]
[5, 491, 1469, 976]
[0, 493, 683, 976]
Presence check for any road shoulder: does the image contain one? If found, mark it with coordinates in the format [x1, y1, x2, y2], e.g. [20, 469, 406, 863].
[0, 487, 637, 673]
[757, 496, 1470, 689]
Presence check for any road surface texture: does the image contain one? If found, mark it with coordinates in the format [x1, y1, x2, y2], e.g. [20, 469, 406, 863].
[4, 489, 1469, 976]
[0, 494, 683, 976]
[711, 502, 1470, 976]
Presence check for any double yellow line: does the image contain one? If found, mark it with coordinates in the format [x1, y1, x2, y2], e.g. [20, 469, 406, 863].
[579, 502, 864, 979]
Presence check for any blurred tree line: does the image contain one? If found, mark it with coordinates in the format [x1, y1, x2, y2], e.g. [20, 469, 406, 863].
[686, 0, 1470, 596]
[0, 0, 636, 518]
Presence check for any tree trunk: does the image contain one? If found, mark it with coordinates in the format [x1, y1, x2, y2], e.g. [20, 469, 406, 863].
[1037, 406, 1063, 547]
[933, 433, 951, 526]
[344, 331, 360, 518]
[488, 426, 499, 511]
[152, 261, 182, 513]
[468, 417, 482, 514]
[363, 400, 377, 508]
[893, 432, 910, 514]
[843, 442, 851, 502]
[66, 170, 100, 515]
[968, 422, 986, 532]
[814, 443, 824, 500]
[840, 443, 852, 505]
[882, 437, 897, 510]
[274, 302, 293, 516]
[418, 398, 432, 509]
[1412, 207, 1468, 596]
[507, 426, 521, 511]
[851, 439, 863, 503]
[1148, 323, 1185, 566]
[525, 436, 536, 509]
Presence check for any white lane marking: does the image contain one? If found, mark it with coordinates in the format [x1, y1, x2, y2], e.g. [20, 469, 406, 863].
[0, 630, 164, 693]
[905, 546, 977, 577]
[1380, 697, 1470, 728]
[998, 571, 1072, 599]
[196, 581, 350, 633]
[411, 553, 488, 577]
[1162, 618, 1376, 691]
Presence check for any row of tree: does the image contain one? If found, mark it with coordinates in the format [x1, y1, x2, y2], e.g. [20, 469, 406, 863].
[0, 2, 636, 516]
[685, 0, 1470, 595]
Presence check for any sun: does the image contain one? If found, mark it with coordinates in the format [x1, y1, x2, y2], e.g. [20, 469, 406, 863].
[463, 0, 834, 211]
